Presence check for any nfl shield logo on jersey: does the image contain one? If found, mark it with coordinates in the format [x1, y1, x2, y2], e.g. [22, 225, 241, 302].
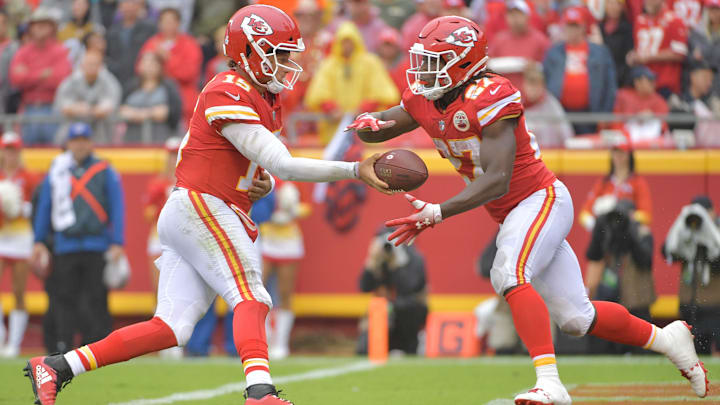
[438, 120, 445, 131]
[241, 14, 274, 36]
[453, 111, 470, 131]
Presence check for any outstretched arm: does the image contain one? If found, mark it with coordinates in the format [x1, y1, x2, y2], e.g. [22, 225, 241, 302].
[349, 106, 420, 143]
[221, 123, 391, 194]
[440, 118, 517, 219]
[385, 118, 517, 246]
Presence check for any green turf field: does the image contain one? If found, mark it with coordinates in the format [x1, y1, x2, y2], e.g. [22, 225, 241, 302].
[1, 355, 718, 404]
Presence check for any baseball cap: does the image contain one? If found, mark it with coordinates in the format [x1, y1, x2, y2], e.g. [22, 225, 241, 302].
[507, 0, 530, 15]
[0, 132, 22, 149]
[28, 6, 61, 24]
[67, 122, 92, 140]
[631, 65, 656, 81]
[378, 27, 400, 46]
[562, 6, 586, 25]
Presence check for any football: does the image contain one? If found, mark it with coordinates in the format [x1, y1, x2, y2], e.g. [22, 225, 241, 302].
[374, 149, 428, 192]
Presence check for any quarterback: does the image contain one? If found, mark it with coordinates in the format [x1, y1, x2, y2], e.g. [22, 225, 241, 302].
[348, 16, 709, 404]
[24, 5, 389, 405]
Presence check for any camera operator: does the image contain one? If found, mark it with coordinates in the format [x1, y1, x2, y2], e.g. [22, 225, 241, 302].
[357, 228, 428, 355]
[585, 199, 656, 354]
[663, 195, 720, 354]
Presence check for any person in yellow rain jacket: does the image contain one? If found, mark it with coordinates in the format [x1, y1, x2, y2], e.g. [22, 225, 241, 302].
[305, 21, 399, 144]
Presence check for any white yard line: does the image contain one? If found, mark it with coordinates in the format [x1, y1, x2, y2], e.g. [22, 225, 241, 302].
[109, 361, 377, 405]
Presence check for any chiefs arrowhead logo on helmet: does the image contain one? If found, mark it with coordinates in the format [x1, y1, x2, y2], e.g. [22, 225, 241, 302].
[241, 14, 274, 36]
[445, 26, 477, 47]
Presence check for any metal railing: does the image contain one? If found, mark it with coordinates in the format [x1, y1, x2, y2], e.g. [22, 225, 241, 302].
[3, 111, 717, 148]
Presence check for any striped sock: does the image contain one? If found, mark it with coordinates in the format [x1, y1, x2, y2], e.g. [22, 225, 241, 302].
[234, 301, 273, 387]
[64, 345, 97, 376]
[243, 358, 272, 386]
[533, 354, 559, 381]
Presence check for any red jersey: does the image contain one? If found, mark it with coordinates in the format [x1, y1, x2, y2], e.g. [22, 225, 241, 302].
[669, 0, 703, 28]
[401, 74, 556, 223]
[633, 10, 688, 93]
[176, 70, 282, 214]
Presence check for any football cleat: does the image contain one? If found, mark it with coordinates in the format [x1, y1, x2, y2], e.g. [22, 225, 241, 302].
[245, 383, 293, 405]
[23, 354, 73, 405]
[514, 378, 572, 405]
[663, 320, 710, 397]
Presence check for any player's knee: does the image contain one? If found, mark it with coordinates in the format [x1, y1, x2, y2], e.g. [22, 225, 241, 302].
[556, 307, 595, 337]
[156, 314, 196, 346]
[490, 248, 519, 296]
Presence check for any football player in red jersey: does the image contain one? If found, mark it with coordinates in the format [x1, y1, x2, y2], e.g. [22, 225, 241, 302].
[24, 5, 390, 405]
[348, 16, 709, 404]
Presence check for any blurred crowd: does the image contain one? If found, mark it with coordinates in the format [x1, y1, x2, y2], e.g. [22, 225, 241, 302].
[0, 0, 719, 147]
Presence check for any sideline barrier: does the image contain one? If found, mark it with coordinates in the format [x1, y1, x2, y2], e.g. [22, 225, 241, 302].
[1, 148, 717, 320]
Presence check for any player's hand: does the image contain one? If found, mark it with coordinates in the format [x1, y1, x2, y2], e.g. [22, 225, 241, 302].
[30, 242, 50, 278]
[385, 194, 442, 246]
[345, 113, 396, 132]
[358, 153, 392, 195]
[248, 170, 273, 202]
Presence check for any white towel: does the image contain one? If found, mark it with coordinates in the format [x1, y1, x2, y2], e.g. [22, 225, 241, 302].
[49, 151, 76, 232]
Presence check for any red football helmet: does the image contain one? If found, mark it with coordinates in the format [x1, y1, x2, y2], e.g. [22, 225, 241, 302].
[406, 16, 488, 100]
[224, 5, 305, 94]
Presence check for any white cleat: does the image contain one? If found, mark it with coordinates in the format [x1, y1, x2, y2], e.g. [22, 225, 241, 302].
[663, 320, 709, 397]
[514, 379, 572, 405]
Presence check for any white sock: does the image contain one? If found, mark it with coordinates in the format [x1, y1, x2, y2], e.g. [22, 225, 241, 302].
[0, 301, 6, 346]
[64, 350, 89, 377]
[6, 309, 28, 350]
[645, 324, 671, 354]
[533, 354, 560, 381]
[274, 309, 295, 353]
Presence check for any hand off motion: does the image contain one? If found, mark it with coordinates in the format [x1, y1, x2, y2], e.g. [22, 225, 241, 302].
[385, 194, 442, 246]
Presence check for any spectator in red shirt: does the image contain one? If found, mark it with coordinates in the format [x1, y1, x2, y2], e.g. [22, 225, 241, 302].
[627, 0, 688, 98]
[482, 0, 549, 42]
[487, 0, 550, 90]
[613, 66, 669, 142]
[138, 7, 201, 127]
[401, 0, 443, 52]
[669, 0, 704, 28]
[543, 6, 617, 134]
[9, 7, 71, 145]
[376, 27, 408, 95]
[579, 131, 653, 231]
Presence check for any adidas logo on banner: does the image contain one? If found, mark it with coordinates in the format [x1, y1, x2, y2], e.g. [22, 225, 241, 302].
[36, 365, 52, 386]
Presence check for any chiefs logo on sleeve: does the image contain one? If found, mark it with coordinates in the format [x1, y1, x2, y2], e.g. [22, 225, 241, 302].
[445, 26, 477, 47]
[240, 14, 274, 36]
